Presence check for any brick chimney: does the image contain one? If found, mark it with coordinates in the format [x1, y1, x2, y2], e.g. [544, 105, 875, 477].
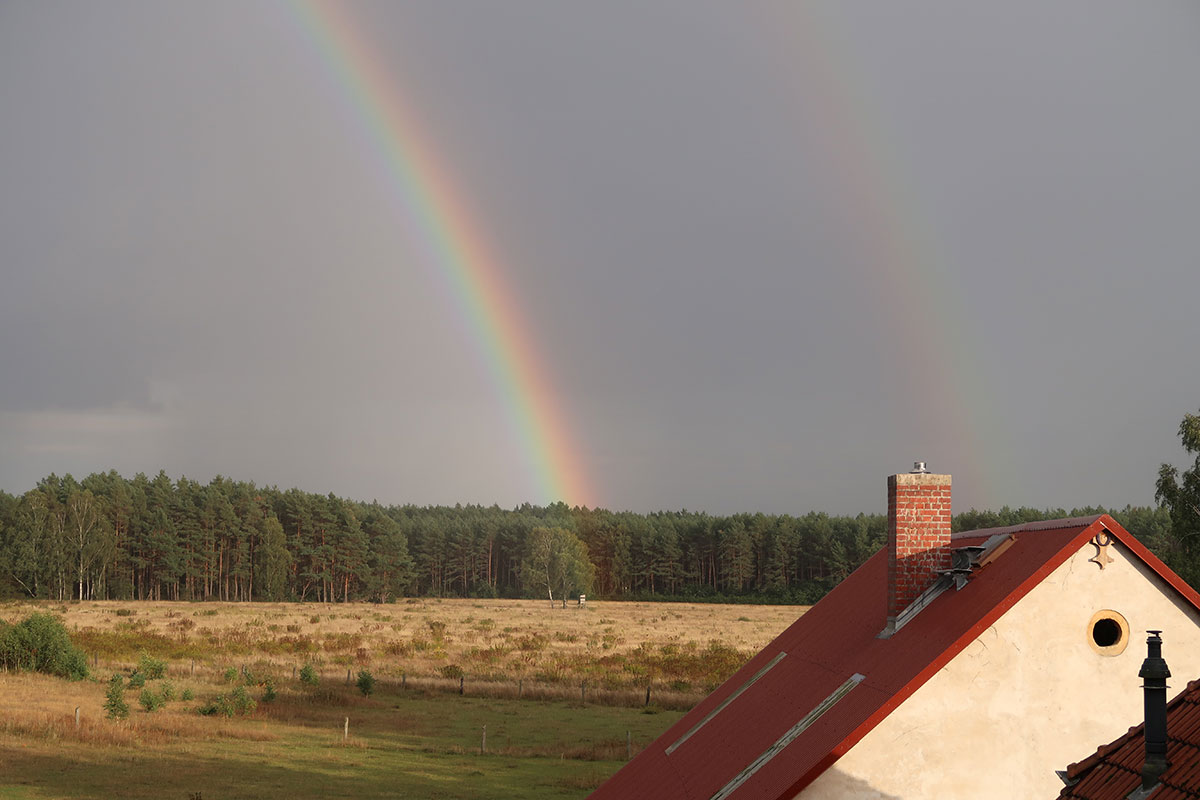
[887, 464, 952, 629]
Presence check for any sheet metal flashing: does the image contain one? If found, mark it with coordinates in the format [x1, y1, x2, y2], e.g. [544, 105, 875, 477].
[666, 651, 787, 755]
[709, 673, 866, 800]
[887, 531, 1020, 635]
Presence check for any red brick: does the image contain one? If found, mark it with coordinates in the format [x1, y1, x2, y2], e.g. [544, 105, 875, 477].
[888, 471, 952, 624]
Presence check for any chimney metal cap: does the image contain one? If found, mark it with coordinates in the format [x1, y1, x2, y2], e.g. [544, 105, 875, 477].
[911, 461, 929, 474]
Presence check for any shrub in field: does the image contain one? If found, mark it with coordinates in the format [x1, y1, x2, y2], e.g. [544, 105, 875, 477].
[105, 675, 129, 720]
[138, 651, 167, 679]
[222, 667, 238, 683]
[356, 669, 375, 696]
[515, 634, 547, 652]
[127, 670, 146, 689]
[0, 613, 89, 680]
[383, 640, 414, 657]
[299, 663, 318, 686]
[181, 687, 194, 701]
[139, 688, 164, 712]
[262, 679, 277, 703]
[231, 686, 256, 715]
[159, 680, 176, 702]
[198, 695, 234, 718]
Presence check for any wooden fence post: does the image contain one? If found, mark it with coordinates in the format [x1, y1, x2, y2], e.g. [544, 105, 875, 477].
[645, 685, 651, 706]
[518, 678, 522, 698]
[627, 730, 632, 760]
[344, 717, 349, 742]
[75, 707, 80, 729]
[481, 724, 487, 754]
[402, 672, 406, 690]
[459, 675, 464, 696]
[580, 680, 586, 704]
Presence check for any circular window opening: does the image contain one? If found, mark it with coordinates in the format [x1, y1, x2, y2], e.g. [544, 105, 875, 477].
[1092, 618, 1122, 648]
[1087, 610, 1130, 656]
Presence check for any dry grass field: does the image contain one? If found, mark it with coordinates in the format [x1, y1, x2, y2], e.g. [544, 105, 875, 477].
[17, 598, 805, 699]
[0, 599, 806, 799]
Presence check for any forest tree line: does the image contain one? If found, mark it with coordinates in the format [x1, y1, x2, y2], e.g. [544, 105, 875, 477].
[0, 469, 1183, 605]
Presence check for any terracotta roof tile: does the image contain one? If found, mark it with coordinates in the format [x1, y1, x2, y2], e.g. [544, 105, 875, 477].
[1058, 679, 1200, 799]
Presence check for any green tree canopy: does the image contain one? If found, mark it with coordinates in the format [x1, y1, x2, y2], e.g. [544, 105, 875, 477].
[1156, 409, 1200, 588]
[521, 527, 594, 605]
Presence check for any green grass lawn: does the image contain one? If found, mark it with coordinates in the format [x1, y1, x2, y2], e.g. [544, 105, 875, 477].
[0, 683, 685, 800]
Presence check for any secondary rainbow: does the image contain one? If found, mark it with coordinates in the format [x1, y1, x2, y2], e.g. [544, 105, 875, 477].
[286, 0, 594, 507]
[763, 5, 1012, 505]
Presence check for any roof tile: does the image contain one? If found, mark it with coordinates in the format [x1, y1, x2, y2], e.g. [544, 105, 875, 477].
[1058, 680, 1200, 799]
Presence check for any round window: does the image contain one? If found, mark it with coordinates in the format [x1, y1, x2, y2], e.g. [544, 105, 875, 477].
[1087, 610, 1129, 656]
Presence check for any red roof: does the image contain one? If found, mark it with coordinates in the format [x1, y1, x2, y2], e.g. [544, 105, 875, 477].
[589, 515, 1200, 800]
[1056, 679, 1200, 800]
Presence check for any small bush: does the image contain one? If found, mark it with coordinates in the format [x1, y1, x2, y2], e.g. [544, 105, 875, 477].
[299, 663, 318, 686]
[138, 688, 164, 712]
[105, 676, 129, 720]
[198, 695, 234, 718]
[159, 680, 176, 702]
[439, 664, 464, 681]
[222, 667, 238, 683]
[114, 608, 136, 617]
[137, 651, 167, 679]
[0, 613, 89, 680]
[356, 670, 375, 697]
[231, 685, 256, 715]
[181, 687, 195, 701]
[127, 671, 146, 689]
[262, 679, 277, 703]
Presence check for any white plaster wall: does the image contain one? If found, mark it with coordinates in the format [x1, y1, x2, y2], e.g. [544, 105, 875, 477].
[801, 542, 1200, 799]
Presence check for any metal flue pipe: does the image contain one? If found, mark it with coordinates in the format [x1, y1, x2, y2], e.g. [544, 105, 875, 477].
[1139, 630, 1171, 790]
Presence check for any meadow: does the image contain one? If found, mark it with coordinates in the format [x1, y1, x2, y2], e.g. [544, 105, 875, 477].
[0, 599, 805, 799]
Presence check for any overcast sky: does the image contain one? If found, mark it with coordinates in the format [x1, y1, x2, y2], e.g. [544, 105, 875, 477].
[2, 1, 1198, 515]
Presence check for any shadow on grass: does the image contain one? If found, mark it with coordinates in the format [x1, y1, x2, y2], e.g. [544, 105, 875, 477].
[0, 737, 616, 800]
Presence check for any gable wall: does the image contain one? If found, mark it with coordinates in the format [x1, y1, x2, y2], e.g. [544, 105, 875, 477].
[800, 541, 1200, 799]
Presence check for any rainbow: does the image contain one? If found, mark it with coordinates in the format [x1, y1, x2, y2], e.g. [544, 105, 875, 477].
[763, 5, 1012, 507]
[285, 0, 594, 507]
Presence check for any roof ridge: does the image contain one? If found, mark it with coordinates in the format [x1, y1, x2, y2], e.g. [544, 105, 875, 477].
[953, 514, 1105, 540]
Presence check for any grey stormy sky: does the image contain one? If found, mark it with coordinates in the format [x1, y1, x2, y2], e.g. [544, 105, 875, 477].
[1, 1, 1198, 516]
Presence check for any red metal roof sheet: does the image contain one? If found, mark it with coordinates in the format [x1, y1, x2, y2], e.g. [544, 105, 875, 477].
[589, 515, 1200, 800]
[1057, 679, 1200, 800]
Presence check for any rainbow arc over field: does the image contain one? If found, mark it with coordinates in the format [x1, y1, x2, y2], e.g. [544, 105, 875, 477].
[765, 5, 1012, 504]
[287, 1, 593, 507]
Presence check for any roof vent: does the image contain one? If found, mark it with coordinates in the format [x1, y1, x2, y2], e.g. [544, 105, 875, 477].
[1137, 631, 1171, 793]
[911, 461, 928, 474]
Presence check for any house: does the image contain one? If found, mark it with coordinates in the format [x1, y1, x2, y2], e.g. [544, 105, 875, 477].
[1055, 634, 1200, 800]
[588, 467, 1200, 800]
